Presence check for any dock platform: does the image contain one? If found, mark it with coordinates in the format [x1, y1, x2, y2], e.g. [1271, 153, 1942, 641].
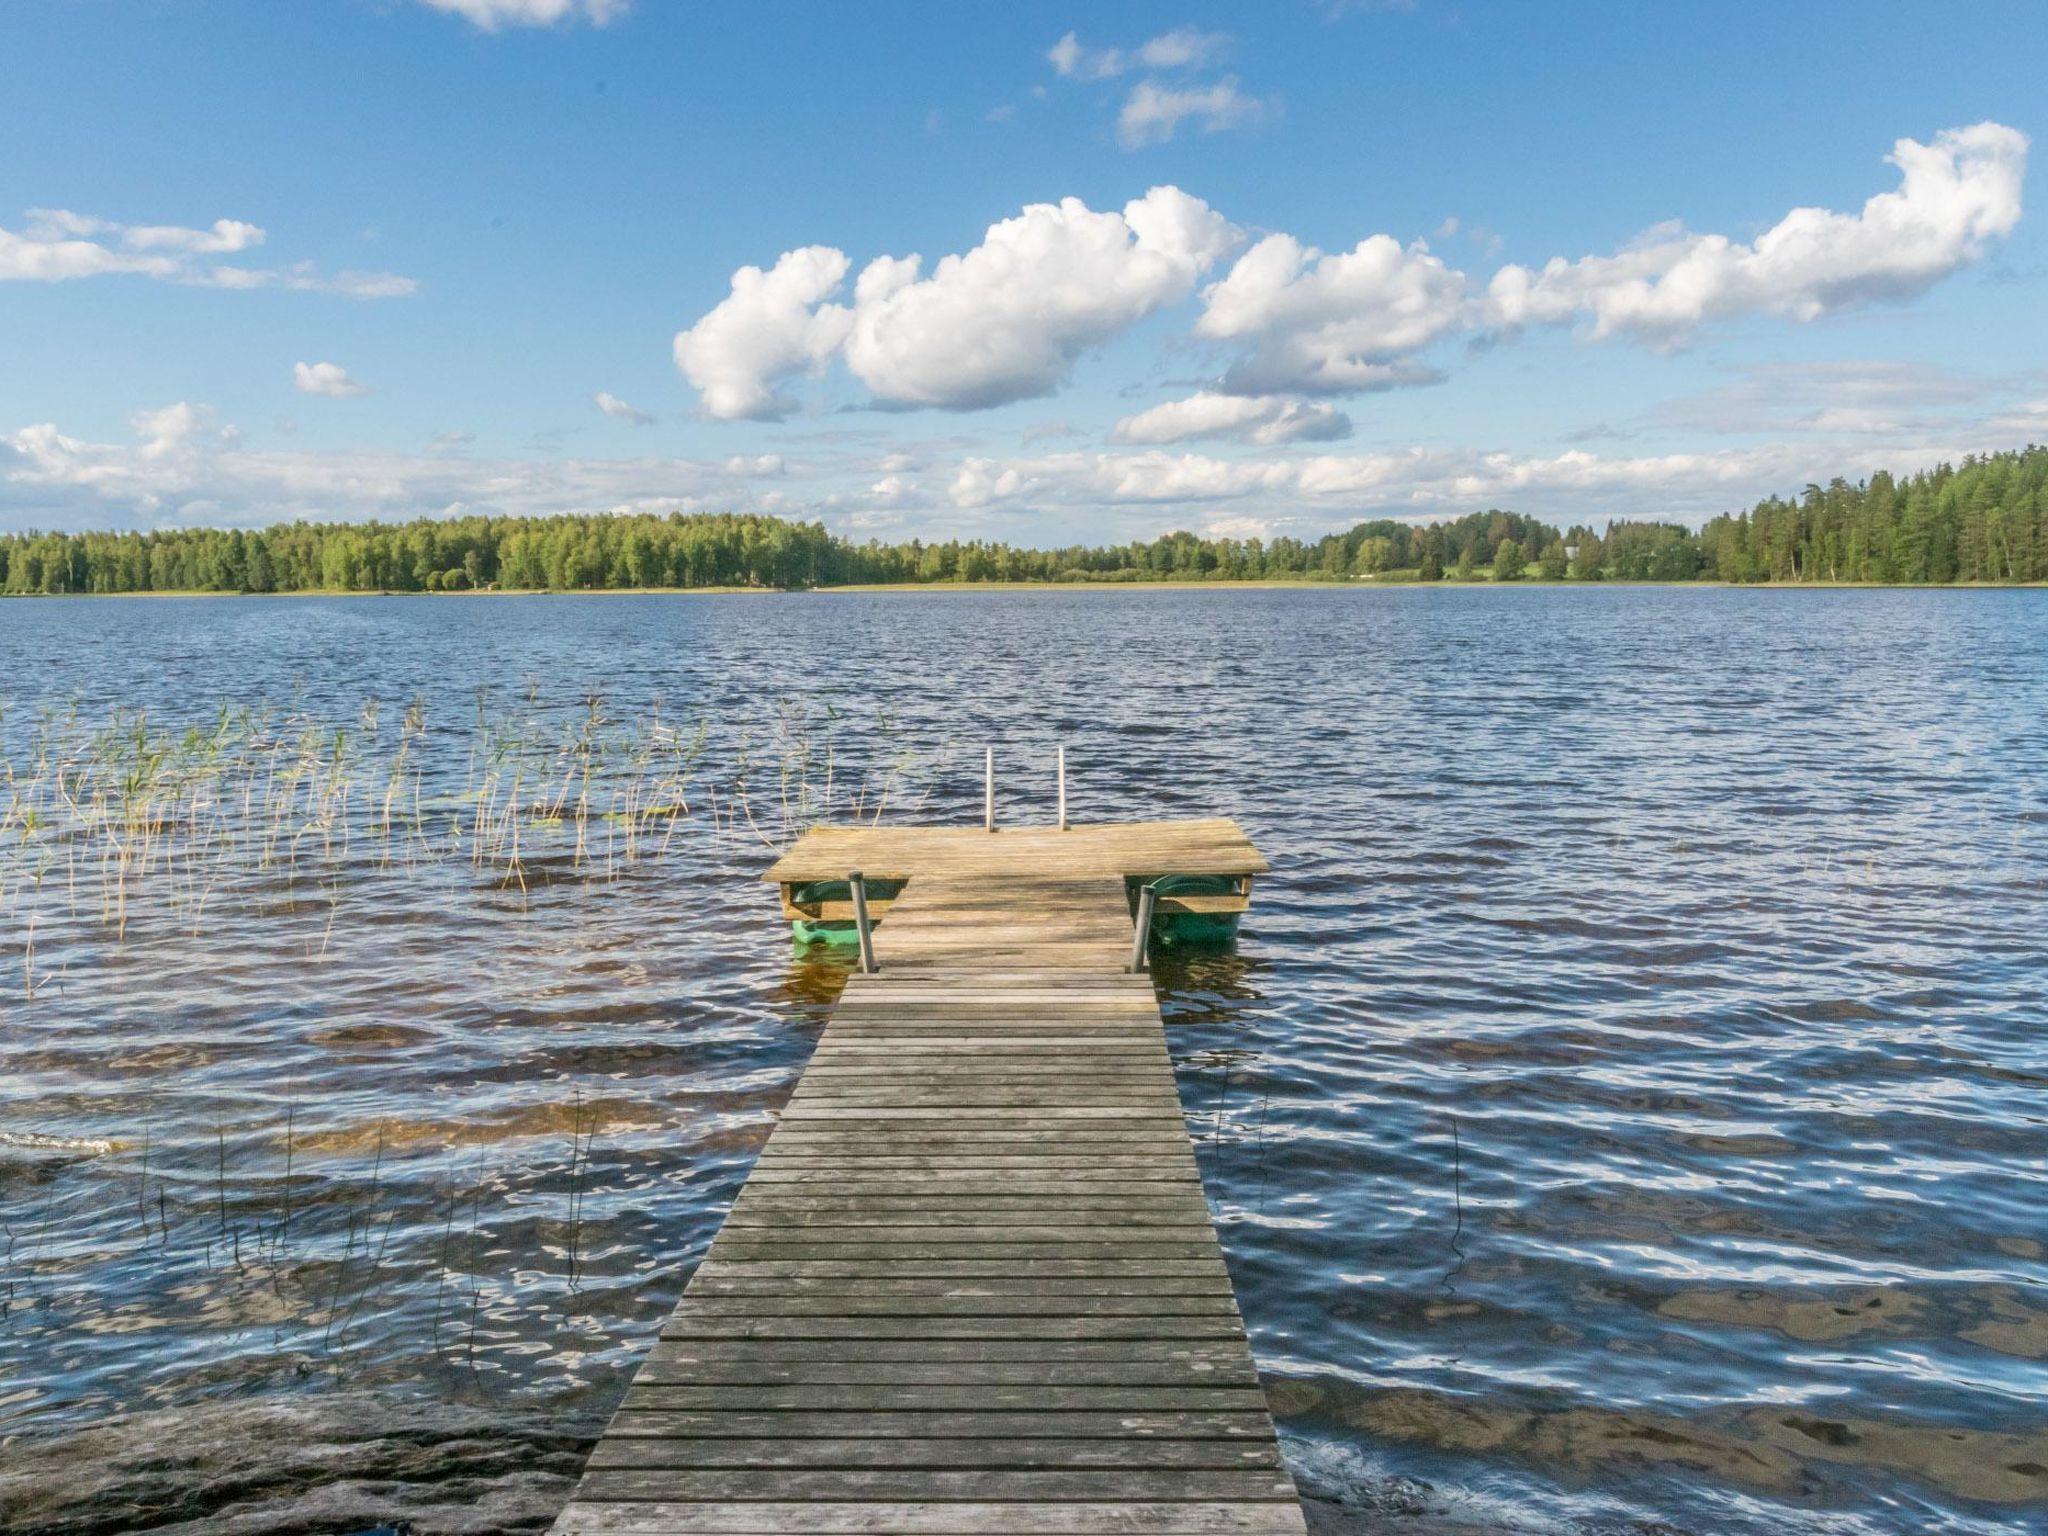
[548, 819, 1302, 1535]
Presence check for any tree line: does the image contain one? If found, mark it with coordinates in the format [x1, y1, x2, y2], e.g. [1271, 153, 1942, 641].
[4, 446, 2045, 595]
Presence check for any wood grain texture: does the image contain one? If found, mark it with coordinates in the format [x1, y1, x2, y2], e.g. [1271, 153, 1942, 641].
[549, 834, 1300, 1536]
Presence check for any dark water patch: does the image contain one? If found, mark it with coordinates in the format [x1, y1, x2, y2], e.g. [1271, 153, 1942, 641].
[0, 1389, 597, 1535]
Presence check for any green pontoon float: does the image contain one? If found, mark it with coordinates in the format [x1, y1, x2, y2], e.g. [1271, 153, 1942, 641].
[779, 876, 906, 945]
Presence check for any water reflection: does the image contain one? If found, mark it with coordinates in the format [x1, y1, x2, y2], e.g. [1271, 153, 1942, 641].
[1, 588, 2044, 1536]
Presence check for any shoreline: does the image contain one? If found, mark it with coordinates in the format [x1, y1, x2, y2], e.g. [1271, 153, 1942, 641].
[5, 578, 2045, 599]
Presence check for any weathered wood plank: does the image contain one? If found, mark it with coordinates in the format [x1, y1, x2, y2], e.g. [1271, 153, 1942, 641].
[549, 846, 1298, 1536]
[645, 1340, 1250, 1363]
[597, 1411, 1277, 1441]
[616, 1385, 1279, 1412]
[686, 1259, 1231, 1280]
[586, 1439, 1284, 1471]
[683, 1274, 1233, 1297]
[569, 1470, 1299, 1502]
[663, 1302, 1236, 1327]
[657, 1317, 1248, 1341]
[553, 1499, 1306, 1535]
[628, 1361, 1258, 1388]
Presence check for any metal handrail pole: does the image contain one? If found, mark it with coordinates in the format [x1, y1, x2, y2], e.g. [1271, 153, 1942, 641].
[1128, 883, 1157, 974]
[848, 870, 877, 975]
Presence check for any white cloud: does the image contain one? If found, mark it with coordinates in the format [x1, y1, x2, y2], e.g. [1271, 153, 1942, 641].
[841, 186, 1237, 409]
[1112, 391, 1352, 445]
[289, 266, 419, 299]
[1047, 27, 1229, 80]
[672, 246, 854, 420]
[1117, 78, 1267, 149]
[2, 403, 234, 513]
[1137, 27, 1231, 70]
[676, 188, 1238, 417]
[667, 124, 2024, 425]
[865, 473, 922, 509]
[21, 208, 266, 257]
[417, 0, 626, 30]
[293, 362, 370, 398]
[1196, 232, 1466, 394]
[1047, 29, 1259, 150]
[1654, 360, 1996, 437]
[0, 405, 783, 530]
[1047, 32, 1112, 80]
[1485, 122, 2028, 345]
[938, 440, 1960, 525]
[120, 218, 266, 254]
[131, 402, 217, 458]
[0, 400, 2017, 542]
[1, 208, 413, 296]
[1984, 398, 2048, 438]
[1, 223, 177, 283]
[594, 390, 654, 425]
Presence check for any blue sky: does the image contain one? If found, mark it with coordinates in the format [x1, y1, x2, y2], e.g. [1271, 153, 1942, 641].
[3, 0, 2045, 544]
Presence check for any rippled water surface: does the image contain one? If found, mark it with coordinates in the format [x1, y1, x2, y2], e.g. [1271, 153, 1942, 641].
[1, 589, 2044, 1536]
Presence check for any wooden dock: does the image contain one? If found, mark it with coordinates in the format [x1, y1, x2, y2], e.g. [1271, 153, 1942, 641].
[549, 820, 1301, 1536]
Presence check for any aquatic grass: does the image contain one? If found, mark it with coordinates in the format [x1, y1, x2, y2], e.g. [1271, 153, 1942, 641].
[0, 690, 951, 999]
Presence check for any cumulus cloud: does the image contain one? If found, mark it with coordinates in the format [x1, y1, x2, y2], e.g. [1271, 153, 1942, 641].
[2, 403, 234, 513]
[1, 208, 413, 296]
[675, 188, 1238, 418]
[1117, 78, 1268, 149]
[293, 362, 370, 398]
[417, 0, 626, 30]
[593, 390, 654, 425]
[865, 473, 922, 509]
[672, 246, 854, 421]
[1112, 391, 1352, 445]
[1485, 122, 2029, 345]
[840, 186, 1237, 409]
[676, 125, 2022, 423]
[1195, 232, 1465, 394]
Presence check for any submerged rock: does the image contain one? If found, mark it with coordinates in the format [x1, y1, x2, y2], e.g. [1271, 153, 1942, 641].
[0, 1389, 598, 1536]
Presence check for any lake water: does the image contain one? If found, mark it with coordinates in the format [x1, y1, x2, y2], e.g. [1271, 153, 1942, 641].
[0, 587, 2043, 1536]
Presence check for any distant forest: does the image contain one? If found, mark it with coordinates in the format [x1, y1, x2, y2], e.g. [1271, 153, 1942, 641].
[4, 446, 2045, 594]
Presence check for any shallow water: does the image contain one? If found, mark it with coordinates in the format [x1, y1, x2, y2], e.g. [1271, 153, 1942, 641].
[1, 588, 2044, 1535]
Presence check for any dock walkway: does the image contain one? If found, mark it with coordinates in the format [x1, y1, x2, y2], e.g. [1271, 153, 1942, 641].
[549, 822, 1302, 1535]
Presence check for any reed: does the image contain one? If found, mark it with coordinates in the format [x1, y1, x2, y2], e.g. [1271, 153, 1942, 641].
[2, 691, 952, 1002]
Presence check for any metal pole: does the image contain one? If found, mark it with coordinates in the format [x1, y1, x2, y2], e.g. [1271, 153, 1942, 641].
[1128, 883, 1157, 974]
[1057, 746, 1067, 831]
[848, 869, 877, 975]
[984, 746, 995, 833]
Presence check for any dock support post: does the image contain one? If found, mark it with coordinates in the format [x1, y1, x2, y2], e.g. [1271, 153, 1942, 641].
[1057, 746, 1068, 831]
[1128, 882, 1157, 973]
[984, 747, 995, 833]
[848, 870, 877, 974]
